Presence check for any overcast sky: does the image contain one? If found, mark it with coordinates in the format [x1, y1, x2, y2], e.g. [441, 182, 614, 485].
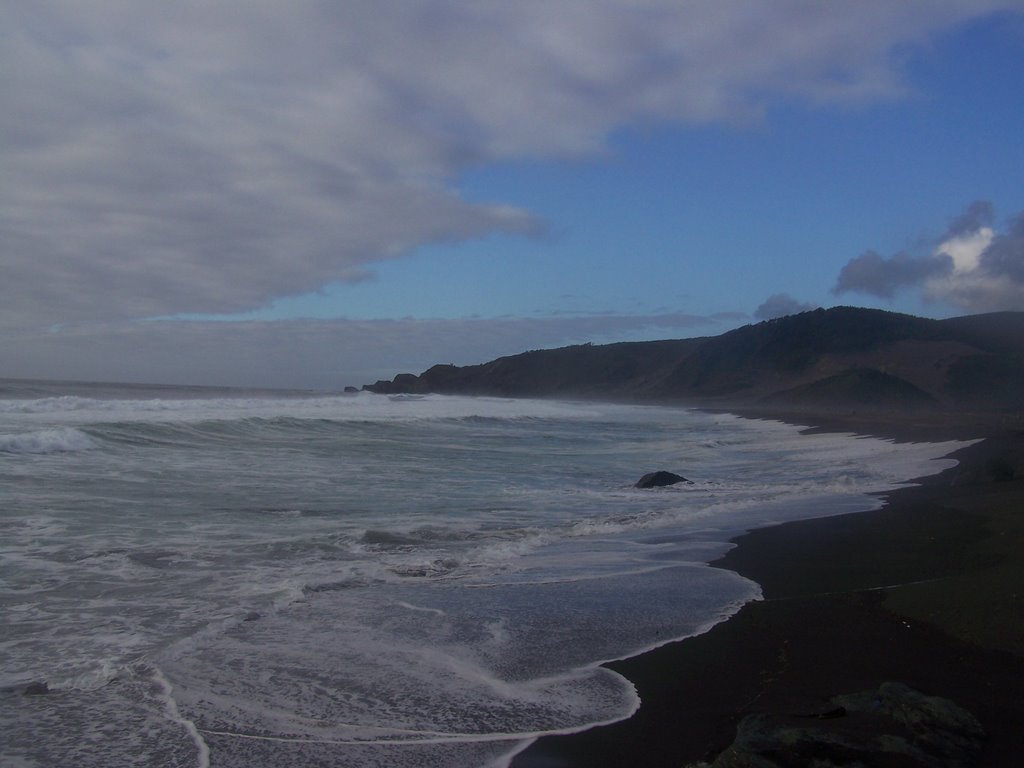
[3, 1, 1024, 389]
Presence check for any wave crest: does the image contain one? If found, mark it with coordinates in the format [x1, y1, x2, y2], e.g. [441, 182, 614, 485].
[0, 427, 97, 454]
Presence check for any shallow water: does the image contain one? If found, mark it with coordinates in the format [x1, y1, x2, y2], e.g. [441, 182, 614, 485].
[0, 381, 966, 767]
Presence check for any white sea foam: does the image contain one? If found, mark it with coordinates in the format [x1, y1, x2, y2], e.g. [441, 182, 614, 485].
[151, 666, 211, 768]
[52, 659, 125, 692]
[1, 386, 973, 767]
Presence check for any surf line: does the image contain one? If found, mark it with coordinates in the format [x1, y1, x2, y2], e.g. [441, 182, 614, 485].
[198, 700, 639, 748]
[197, 727, 520, 747]
[150, 667, 211, 768]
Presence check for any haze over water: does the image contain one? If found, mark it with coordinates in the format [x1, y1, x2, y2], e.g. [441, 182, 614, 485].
[0, 380, 967, 767]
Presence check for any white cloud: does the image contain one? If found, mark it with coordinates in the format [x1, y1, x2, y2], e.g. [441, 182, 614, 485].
[934, 228, 994, 274]
[924, 227, 997, 305]
[3, 1, 1018, 333]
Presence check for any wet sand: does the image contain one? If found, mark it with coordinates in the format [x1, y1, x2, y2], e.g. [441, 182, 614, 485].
[513, 410, 1024, 766]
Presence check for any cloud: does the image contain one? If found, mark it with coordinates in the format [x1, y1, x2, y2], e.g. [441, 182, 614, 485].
[832, 202, 1024, 311]
[754, 293, 817, 320]
[3, 1, 1018, 331]
[945, 199, 995, 237]
[980, 211, 1024, 282]
[832, 250, 953, 299]
[927, 211, 1024, 310]
[0, 312, 725, 389]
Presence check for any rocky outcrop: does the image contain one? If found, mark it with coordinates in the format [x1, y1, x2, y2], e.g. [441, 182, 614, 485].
[365, 372, 427, 395]
[694, 682, 985, 768]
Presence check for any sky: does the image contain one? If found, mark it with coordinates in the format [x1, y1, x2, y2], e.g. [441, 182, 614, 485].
[3, 1, 1024, 389]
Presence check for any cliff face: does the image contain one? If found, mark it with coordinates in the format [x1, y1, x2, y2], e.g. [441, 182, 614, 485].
[364, 307, 1024, 412]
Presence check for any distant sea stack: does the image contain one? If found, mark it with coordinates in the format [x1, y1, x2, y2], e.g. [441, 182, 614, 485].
[363, 307, 1024, 414]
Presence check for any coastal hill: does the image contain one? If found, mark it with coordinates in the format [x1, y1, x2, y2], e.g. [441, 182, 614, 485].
[364, 307, 1024, 413]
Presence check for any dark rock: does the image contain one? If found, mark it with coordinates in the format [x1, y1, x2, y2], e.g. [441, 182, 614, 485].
[365, 372, 428, 395]
[343, 386, 359, 393]
[835, 681, 985, 763]
[23, 681, 49, 696]
[243, 611, 261, 622]
[695, 682, 985, 768]
[801, 706, 847, 720]
[635, 471, 690, 489]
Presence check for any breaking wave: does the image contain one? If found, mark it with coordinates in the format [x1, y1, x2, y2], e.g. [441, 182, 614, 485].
[0, 427, 97, 454]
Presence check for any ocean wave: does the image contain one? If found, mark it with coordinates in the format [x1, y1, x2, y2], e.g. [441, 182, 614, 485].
[0, 395, 106, 414]
[0, 391, 596, 419]
[0, 427, 97, 454]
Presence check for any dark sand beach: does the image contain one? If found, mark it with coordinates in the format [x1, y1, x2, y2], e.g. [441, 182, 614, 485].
[514, 410, 1024, 767]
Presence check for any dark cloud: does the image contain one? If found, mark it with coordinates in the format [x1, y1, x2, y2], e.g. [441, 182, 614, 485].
[832, 250, 953, 299]
[979, 211, 1024, 282]
[946, 199, 995, 237]
[2, 2, 1016, 332]
[754, 294, 817, 320]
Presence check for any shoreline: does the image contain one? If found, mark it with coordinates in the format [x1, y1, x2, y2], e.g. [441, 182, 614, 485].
[512, 409, 1024, 767]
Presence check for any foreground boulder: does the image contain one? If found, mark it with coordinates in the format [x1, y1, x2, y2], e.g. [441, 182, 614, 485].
[695, 682, 985, 768]
[635, 471, 691, 488]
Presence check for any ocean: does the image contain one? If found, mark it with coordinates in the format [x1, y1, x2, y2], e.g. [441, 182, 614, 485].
[0, 379, 967, 767]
